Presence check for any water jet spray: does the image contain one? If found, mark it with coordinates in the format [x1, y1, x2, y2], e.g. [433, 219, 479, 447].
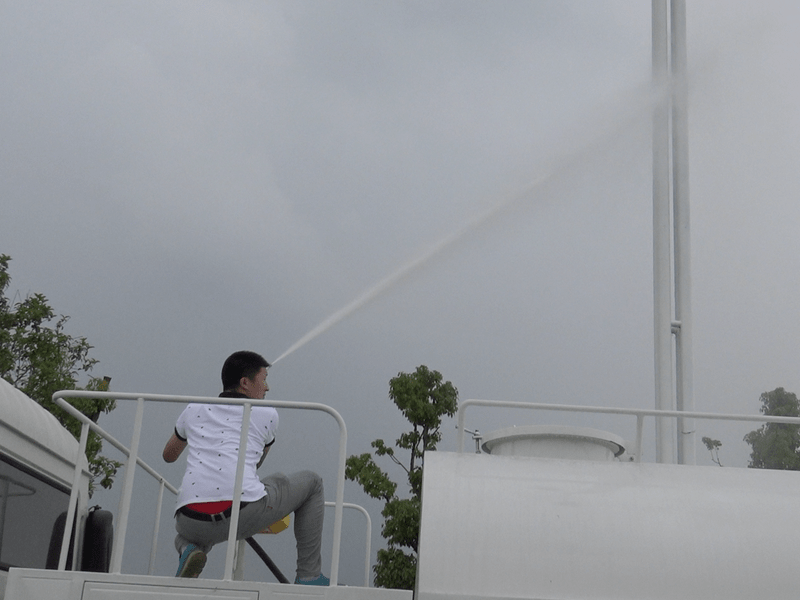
[271, 73, 677, 367]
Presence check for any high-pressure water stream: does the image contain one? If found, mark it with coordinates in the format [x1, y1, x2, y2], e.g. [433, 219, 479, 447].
[270, 81, 660, 368]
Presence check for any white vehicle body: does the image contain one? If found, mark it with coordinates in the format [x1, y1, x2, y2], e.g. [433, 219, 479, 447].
[0, 379, 91, 600]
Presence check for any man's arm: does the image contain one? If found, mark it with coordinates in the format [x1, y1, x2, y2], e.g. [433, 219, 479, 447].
[163, 432, 187, 463]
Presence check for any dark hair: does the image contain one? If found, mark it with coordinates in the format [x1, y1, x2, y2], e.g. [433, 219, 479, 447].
[221, 351, 270, 391]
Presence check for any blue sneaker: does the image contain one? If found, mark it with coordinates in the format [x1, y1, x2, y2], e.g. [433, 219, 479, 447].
[176, 543, 206, 578]
[295, 573, 330, 586]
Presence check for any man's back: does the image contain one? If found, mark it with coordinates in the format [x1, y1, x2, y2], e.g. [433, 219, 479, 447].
[175, 402, 279, 507]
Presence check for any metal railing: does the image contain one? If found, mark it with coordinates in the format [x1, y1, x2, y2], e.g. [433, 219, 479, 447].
[53, 395, 179, 575]
[456, 399, 800, 462]
[325, 501, 372, 587]
[53, 391, 350, 585]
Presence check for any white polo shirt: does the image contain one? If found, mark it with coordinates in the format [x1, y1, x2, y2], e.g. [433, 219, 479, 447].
[174, 402, 279, 509]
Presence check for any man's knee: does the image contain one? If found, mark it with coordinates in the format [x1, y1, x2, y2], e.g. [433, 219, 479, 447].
[268, 472, 290, 487]
[300, 470, 323, 491]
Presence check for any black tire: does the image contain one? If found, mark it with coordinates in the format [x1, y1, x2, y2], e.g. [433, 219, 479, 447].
[46, 511, 74, 570]
[81, 508, 114, 573]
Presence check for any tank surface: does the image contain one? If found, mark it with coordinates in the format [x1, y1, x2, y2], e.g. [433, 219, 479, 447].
[416, 450, 800, 600]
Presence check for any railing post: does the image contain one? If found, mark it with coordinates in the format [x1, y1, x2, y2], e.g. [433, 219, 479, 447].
[233, 539, 247, 580]
[329, 411, 347, 586]
[326, 502, 372, 587]
[59, 420, 90, 570]
[456, 400, 471, 452]
[223, 402, 252, 580]
[148, 479, 166, 575]
[635, 414, 645, 463]
[110, 397, 145, 574]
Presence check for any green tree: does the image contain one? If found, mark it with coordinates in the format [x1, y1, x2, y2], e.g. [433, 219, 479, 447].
[0, 254, 120, 494]
[701, 436, 723, 466]
[346, 365, 458, 590]
[743, 387, 800, 470]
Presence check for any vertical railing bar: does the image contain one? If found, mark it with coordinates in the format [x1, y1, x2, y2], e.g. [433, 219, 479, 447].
[223, 402, 252, 580]
[110, 397, 145, 574]
[457, 404, 467, 453]
[359, 505, 372, 587]
[233, 539, 247, 580]
[58, 420, 90, 571]
[635, 414, 645, 463]
[148, 478, 166, 575]
[326, 502, 372, 587]
[328, 410, 347, 587]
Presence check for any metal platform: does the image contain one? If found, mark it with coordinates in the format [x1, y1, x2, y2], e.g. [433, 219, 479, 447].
[6, 569, 411, 600]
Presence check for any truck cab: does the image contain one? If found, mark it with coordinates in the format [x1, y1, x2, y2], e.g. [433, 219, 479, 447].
[0, 379, 94, 600]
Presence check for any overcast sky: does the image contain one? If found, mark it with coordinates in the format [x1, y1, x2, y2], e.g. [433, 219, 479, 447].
[3, 0, 800, 585]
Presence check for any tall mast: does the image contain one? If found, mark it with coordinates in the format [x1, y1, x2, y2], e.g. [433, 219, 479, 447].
[652, 0, 694, 464]
[671, 0, 695, 465]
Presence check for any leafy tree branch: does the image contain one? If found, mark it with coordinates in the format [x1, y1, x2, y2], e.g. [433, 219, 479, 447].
[701, 436, 723, 467]
[744, 387, 800, 471]
[1, 254, 120, 495]
[346, 365, 457, 589]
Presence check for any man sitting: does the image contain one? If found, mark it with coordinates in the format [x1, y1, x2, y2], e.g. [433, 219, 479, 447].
[162, 350, 329, 585]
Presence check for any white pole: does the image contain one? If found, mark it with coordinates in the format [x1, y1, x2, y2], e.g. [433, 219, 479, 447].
[652, 0, 674, 463]
[148, 479, 166, 575]
[223, 402, 252, 580]
[670, 0, 695, 465]
[58, 421, 90, 570]
[325, 502, 372, 587]
[110, 397, 145, 573]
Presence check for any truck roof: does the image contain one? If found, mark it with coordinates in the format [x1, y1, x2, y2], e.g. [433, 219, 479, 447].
[0, 378, 86, 487]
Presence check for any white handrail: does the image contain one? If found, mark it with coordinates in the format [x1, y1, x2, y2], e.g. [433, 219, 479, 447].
[54, 396, 180, 573]
[325, 501, 372, 587]
[111, 397, 144, 573]
[58, 421, 90, 571]
[53, 396, 181, 491]
[223, 401, 252, 580]
[456, 399, 800, 460]
[149, 479, 167, 575]
[53, 391, 348, 585]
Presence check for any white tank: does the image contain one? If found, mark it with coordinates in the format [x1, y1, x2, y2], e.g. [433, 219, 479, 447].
[416, 450, 800, 600]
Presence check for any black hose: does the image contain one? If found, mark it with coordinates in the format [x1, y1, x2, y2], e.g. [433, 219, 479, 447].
[245, 537, 290, 583]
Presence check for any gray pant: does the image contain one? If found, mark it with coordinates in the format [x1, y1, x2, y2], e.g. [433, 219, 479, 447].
[175, 470, 324, 579]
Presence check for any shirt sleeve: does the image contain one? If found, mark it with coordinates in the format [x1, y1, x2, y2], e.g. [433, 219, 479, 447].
[174, 405, 191, 441]
[252, 407, 279, 447]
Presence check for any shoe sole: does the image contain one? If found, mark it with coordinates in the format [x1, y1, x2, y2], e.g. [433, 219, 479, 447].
[177, 550, 207, 578]
[294, 574, 330, 586]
